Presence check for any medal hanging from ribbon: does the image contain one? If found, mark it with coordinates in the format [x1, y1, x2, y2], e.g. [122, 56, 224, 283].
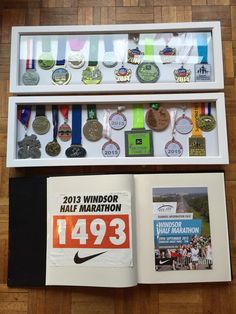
[17, 106, 41, 159]
[136, 37, 160, 83]
[58, 105, 72, 142]
[68, 37, 86, 69]
[66, 105, 86, 158]
[195, 33, 211, 82]
[174, 33, 193, 83]
[145, 103, 170, 131]
[32, 105, 50, 135]
[115, 39, 132, 83]
[45, 106, 61, 157]
[82, 36, 102, 84]
[102, 109, 120, 157]
[127, 33, 143, 65]
[83, 104, 103, 141]
[165, 109, 183, 157]
[189, 104, 206, 156]
[38, 36, 55, 70]
[197, 102, 216, 132]
[159, 33, 176, 64]
[103, 35, 118, 68]
[125, 104, 153, 157]
[22, 38, 40, 86]
[109, 106, 127, 130]
[52, 36, 71, 85]
[175, 105, 193, 134]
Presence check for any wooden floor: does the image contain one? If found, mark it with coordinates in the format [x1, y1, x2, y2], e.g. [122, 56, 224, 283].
[1, 0, 236, 313]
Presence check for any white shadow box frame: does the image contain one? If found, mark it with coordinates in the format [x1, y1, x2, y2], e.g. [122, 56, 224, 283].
[10, 22, 223, 95]
[6, 93, 228, 167]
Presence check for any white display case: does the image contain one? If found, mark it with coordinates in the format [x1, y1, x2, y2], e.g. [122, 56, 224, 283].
[6, 93, 228, 167]
[10, 22, 223, 94]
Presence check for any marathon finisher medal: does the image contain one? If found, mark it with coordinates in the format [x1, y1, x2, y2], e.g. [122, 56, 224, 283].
[82, 36, 102, 84]
[38, 37, 55, 70]
[32, 105, 50, 135]
[109, 107, 127, 130]
[58, 105, 72, 142]
[175, 106, 193, 134]
[45, 106, 61, 157]
[22, 38, 40, 85]
[189, 104, 206, 156]
[125, 105, 153, 157]
[136, 38, 160, 83]
[195, 33, 211, 82]
[83, 104, 103, 142]
[102, 35, 117, 68]
[102, 109, 120, 158]
[165, 109, 183, 157]
[145, 103, 170, 131]
[66, 105, 87, 158]
[52, 37, 71, 85]
[128, 33, 143, 65]
[159, 33, 176, 64]
[197, 102, 216, 132]
[68, 37, 85, 69]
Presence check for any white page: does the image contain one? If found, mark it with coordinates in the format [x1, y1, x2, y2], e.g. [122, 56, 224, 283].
[46, 174, 137, 287]
[134, 173, 231, 284]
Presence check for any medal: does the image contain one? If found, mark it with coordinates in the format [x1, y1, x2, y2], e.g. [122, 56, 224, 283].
[45, 106, 61, 157]
[58, 105, 72, 141]
[102, 109, 120, 157]
[52, 37, 71, 85]
[68, 37, 85, 69]
[175, 106, 193, 134]
[145, 103, 170, 131]
[174, 33, 193, 83]
[82, 36, 102, 84]
[165, 109, 183, 157]
[136, 38, 160, 83]
[189, 105, 206, 156]
[32, 105, 50, 135]
[115, 64, 132, 83]
[22, 39, 40, 85]
[83, 104, 103, 141]
[38, 37, 55, 70]
[66, 105, 86, 158]
[128, 33, 143, 65]
[109, 106, 127, 130]
[197, 102, 216, 132]
[195, 33, 211, 82]
[125, 105, 153, 157]
[159, 33, 176, 64]
[103, 35, 117, 68]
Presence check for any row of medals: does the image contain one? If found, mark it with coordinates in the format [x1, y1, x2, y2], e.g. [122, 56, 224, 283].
[17, 105, 216, 159]
[22, 45, 202, 86]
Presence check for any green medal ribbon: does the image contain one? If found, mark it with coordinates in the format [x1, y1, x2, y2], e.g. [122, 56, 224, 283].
[88, 36, 99, 66]
[87, 104, 97, 120]
[133, 105, 144, 129]
[144, 38, 154, 62]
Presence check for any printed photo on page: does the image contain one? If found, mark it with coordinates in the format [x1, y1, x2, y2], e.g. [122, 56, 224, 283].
[152, 187, 213, 272]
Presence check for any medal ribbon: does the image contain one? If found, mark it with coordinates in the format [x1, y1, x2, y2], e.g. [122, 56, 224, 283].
[144, 38, 154, 62]
[88, 36, 99, 66]
[191, 105, 202, 137]
[104, 35, 114, 52]
[71, 105, 82, 145]
[69, 38, 86, 51]
[133, 105, 144, 129]
[42, 37, 51, 52]
[17, 106, 31, 129]
[170, 109, 178, 137]
[179, 33, 194, 64]
[56, 37, 66, 66]
[87, 104, 97, 120]
[26, 39, 36, 70]
[52, 105, 59, 141]
[59, 105, 69, 122]
[197, 33, 208, 64]
[36, 105, 46, 117]
[207, 102, 212, 116]
[103, 109, 111, 140]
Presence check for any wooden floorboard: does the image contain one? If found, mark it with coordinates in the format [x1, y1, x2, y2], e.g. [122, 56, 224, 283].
[1, 0, 236, 313]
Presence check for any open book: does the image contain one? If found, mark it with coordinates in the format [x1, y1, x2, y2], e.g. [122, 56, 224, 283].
[45, 173, 231, 287]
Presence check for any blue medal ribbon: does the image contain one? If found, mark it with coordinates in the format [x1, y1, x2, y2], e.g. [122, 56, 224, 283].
[207, 102, 212, 116]
[52, 105, 59, 140]
[17, 106, 31, 129]
[104, 35, 114, 52]
[197, 33, 208, 64]
[56, 36, 66, 66]
[71, 105, 82, 145]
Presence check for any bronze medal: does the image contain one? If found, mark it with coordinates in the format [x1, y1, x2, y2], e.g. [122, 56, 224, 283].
[145, 104, 170, 131]
[45, 140, 61, 157]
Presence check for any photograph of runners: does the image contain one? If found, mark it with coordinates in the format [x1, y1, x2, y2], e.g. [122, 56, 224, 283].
[153, 187, 213, 272]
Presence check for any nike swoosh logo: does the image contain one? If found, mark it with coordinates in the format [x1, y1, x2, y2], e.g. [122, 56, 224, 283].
[74, 251, 107, 264]
[159, 259, 170, 265]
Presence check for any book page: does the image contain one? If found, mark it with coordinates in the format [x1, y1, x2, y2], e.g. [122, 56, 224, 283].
[46, 174, 137, 287]
[134, 173, 231, 284]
